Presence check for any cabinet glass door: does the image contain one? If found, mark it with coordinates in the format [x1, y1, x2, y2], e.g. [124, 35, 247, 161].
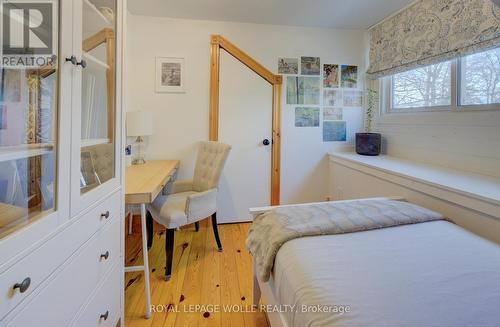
[79, 0, 116, 194]
[0, 1, 60, 239]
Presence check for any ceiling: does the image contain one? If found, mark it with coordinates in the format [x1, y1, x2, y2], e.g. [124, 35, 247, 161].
[127, 0, 415, 29]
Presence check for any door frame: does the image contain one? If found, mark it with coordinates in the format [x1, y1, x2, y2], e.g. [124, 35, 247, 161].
[208, 35, 282, 205]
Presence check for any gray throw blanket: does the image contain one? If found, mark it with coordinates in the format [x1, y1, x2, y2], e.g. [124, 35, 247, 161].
[246, 199, 443, 282]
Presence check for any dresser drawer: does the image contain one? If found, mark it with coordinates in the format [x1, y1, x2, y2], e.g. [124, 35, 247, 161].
[72, 262, 121, 327]
[78, 189, 121, 229]
[4, 218, 121, 326]
[0, 191, 120, 321]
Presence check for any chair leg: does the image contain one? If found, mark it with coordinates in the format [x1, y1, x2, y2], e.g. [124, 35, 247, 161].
[194, 221, 200, 232]
[146, 210, 154, 250]
[165, 228, 175, 281]
[211, 212, 223, 252]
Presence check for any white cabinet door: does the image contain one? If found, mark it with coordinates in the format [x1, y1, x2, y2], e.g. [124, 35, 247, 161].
[69, 0, 122, 216]
[0, 0, 72, 266]
[217, 51, 272, 223]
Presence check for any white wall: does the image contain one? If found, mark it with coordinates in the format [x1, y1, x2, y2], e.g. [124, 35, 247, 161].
[373, 109, 500, 179]
[126, 14, 366, 205]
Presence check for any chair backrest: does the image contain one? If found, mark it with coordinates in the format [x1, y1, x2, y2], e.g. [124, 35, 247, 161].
[83, 143, 114, 183]
[192, 141, 231, 192]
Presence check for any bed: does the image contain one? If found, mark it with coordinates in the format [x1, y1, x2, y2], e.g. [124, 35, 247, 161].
[248, 198, 500, 327]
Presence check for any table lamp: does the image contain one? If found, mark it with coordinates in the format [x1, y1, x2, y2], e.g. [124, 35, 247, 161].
[126, 110, 152, 165]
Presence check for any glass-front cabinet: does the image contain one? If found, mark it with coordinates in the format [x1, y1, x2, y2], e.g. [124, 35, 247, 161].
[71, 0, 119, 215]
[0, 0, 120, 240]
[0, 1, 122, 322]
[0, 0, 63, 240]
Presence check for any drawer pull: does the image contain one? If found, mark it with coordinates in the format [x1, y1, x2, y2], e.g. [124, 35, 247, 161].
[77, 58, 87, 68]
[100, 251, 110, 260]
[101, 211, 110, 219]
[13, 277, 31, 293]
[100, 310, 109, 320]
[65, 55, 77, 65]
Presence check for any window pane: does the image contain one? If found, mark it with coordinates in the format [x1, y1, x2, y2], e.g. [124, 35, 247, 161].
[460, 47, 500, 105]
[392, 61, 451, 109]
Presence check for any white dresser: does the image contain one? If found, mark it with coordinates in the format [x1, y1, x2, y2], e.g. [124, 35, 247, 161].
[0, 0, 125, 326]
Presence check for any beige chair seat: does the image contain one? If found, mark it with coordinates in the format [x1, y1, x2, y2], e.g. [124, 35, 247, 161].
[150, 192, 196, 229]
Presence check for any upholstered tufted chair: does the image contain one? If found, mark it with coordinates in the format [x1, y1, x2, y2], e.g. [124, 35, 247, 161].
[146, 141, 231, 280]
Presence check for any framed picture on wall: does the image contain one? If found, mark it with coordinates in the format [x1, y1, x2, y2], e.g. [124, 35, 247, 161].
[278, 58, 298, 74]
[300, 56, 320, 75]
[323, 121, 346, 142]
[340, 65, 358, 88]
[295, 107, 320, 127]
[155, 57, 185, 93]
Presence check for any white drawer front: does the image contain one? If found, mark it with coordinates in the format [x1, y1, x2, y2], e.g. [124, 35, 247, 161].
[0, 191, 120, 321]
[4, 218, 121, 327]
[72, 263, 121, 327]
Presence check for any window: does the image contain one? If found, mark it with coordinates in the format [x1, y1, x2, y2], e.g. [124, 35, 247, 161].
[385, 47, 500, 113]
[392, 61, 451, 109]
[460, 47, 500, 105]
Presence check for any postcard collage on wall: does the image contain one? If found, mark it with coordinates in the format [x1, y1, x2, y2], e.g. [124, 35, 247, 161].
[278, 57, 362, 142]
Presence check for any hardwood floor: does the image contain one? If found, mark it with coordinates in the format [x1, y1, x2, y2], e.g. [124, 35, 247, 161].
[124, 216, 269, 327]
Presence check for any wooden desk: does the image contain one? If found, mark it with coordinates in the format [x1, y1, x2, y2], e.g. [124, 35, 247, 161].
[126, 160, 179, 204]
[124, 160, 179, 318]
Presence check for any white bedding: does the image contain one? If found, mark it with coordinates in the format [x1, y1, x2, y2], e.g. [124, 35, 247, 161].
[272, 220, 500, 327]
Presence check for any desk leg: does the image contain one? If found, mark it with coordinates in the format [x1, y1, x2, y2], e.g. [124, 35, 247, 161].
[140, 204, 152, 318]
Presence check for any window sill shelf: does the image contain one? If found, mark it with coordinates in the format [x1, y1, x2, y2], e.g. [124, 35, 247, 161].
[329, 150, 500, 218]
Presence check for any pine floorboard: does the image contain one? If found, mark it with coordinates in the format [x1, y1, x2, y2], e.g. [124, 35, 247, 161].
[124, 216, 269, 327]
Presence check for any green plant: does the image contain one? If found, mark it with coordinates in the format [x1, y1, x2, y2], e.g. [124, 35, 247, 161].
[365, 87, 378, 133]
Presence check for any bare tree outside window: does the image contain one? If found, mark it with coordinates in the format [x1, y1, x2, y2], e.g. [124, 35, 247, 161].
[461, 48, 500, 105]
[392, 62, 451, 109]
[386, 47, 499, 113]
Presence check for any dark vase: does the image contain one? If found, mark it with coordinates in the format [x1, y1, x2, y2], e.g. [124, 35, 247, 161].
[356, 133, 381, 156]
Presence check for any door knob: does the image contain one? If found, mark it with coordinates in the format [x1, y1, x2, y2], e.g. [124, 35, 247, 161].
[262, 139, 270, 146]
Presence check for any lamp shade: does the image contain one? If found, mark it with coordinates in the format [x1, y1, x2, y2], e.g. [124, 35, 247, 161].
[126, 111, 153, 136]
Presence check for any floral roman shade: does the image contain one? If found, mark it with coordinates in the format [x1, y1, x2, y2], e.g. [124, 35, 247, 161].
[367, 0, 500, 78]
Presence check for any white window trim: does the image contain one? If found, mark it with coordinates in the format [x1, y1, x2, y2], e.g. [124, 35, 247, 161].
[382, 58, 500, 115]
